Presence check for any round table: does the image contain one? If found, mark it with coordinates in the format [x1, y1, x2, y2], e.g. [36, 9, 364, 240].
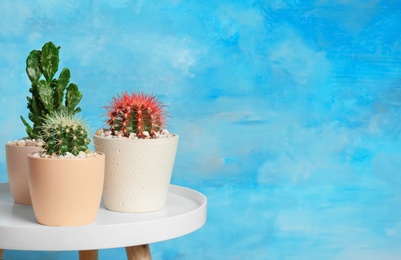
[0, 182, 207, 259]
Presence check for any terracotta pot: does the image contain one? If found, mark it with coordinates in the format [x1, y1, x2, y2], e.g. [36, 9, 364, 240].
[27, 153, 105, 226]
[6, 143, 43, 205]
[93, 135, 179, 213]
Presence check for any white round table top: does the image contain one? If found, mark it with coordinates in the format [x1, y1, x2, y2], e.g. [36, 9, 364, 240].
[0, 182, 207, 251]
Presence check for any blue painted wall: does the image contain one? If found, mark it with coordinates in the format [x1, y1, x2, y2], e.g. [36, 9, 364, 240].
[1, 1, 401, 259]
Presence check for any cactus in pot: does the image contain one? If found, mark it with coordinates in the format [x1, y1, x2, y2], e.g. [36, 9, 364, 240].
[94, 92, 179, 213]
[23, 56, 105, 226]
[6, 41, 83, 205]
[104, 92, 167, 138]
[27, 111, 105, 226]
[38, 111, 91, 156]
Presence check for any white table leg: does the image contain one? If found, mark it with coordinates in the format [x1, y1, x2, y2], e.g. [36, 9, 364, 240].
[79, 250, 98, 260]
[125, 244, 151, 260]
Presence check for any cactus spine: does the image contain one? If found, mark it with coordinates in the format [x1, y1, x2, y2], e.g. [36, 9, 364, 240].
[40, 111, 91, 156]
[21, 41, 82, 139]
[105, 92, 167, 138]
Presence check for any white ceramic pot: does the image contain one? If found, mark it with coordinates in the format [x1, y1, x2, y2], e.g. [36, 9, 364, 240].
[94, 135, 179, 213]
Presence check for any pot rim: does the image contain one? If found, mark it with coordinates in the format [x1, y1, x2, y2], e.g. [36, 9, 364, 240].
[93, 133, 179, 141]
[27, 152, 105, 161]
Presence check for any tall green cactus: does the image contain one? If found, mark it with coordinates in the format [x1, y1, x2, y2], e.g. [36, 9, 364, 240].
[40, 111, 91, 156]
[21, 41, 82, 139]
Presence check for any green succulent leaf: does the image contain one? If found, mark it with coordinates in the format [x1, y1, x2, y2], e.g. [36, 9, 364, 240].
[40, 42, 60, 82]
[55, 68, 70, 109]
[57, 68, 70, 89]
[65, 83, 82, 115]
[20, 116, 35, 139]
[26, 96, 33, 111]
[26, 50, 41, 83]
[74, 107, 82, 114]
[26, 94, 44, 137]
[37, 80, 54, 113]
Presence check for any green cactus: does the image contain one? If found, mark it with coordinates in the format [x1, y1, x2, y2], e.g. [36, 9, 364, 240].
[21, 41, 82, 139]
[105, 92, 167, 138]
[40, 111, 91, 156]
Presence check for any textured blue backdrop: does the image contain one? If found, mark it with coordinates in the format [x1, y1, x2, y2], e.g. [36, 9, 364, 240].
[1, 1, 401, 259]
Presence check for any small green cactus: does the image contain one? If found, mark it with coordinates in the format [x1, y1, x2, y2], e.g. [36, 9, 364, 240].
[40, 111, 91, 156]
[104, 92, 167, 138]
[21, 41, 82, 139]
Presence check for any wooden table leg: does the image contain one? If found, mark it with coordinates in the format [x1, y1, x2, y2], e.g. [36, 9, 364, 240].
[79, 250, 98, 260]
[0, 249, 4, 259]
[125, 244, 151, 260]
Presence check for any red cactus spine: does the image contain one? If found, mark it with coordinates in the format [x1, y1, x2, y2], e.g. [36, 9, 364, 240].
[105, 92, 166, 138]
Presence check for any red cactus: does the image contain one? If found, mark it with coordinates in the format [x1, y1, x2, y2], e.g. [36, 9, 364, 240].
[105, 92, 167, 138]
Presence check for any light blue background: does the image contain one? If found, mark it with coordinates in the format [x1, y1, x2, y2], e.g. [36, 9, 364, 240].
[1, 1, 401, 259]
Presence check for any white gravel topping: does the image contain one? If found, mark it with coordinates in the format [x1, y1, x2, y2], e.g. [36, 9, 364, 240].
[7, 139, 43, 147]
[95, 128, 175, 139]
[31, 150, 101, 159]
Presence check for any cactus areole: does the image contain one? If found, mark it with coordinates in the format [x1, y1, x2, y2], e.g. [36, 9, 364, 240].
[104, 92, 167, 138]
[21, 41, 82, 139]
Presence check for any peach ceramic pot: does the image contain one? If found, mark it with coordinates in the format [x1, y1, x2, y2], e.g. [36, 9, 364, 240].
[27, 153, 105, 226]
[93, 135, 179, 213]
[6, 143, 43, 205]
